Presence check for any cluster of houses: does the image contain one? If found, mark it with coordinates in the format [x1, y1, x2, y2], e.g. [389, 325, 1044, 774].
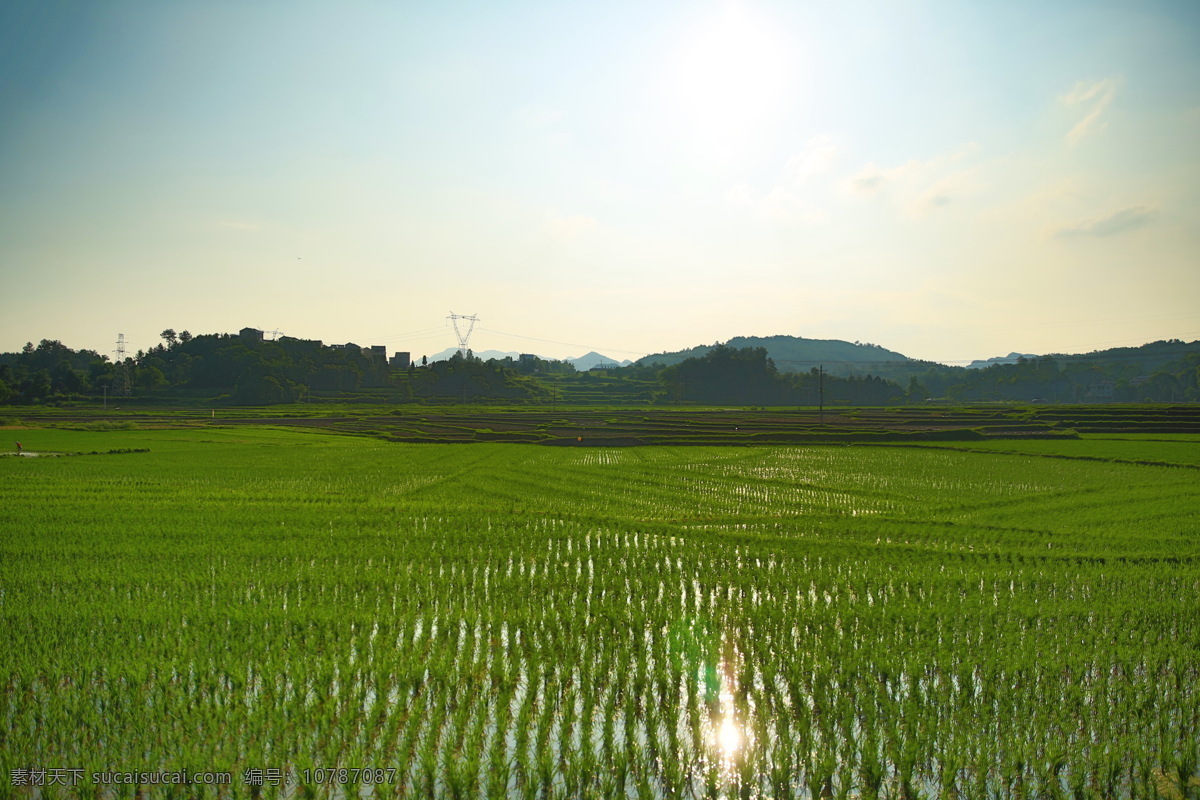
[239, 327, 411, 369]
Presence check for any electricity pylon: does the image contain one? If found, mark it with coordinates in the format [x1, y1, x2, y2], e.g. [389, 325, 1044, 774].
[447, 313, 479, 356]
[113, 334, 132, 397]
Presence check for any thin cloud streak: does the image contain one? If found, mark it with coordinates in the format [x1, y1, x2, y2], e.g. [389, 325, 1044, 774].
[1053, 204, 1158, 238]
[848, 162, 892, 194]
[1062, 77, 1120, 146]
[761, 187, 828, 225]
[845, 143, 982, 213]
[785, 135, 839, 183]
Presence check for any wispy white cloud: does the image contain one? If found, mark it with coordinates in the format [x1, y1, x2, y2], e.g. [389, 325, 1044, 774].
[912, 168, 981, 214]
[1053, 204, 1157, 238]
[728, 141, 985, 225]
[722, 182, 826, 224]
[846, 143, 982, 212]
[761, 187, 828, 225]
[724, 184, 755, 205]
[847, 161, 908, 195]
[785, 135, 839, 183]
[1061, 78, 1120, 146]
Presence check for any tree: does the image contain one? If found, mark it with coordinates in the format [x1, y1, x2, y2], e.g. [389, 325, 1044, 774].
[234, 374, 297, 405]
[137, 366, 168, 391]
[22, 370, 51, 402]
[660, 345, 793, 404]
[160, 329, 178, 348]
[52, 359, 85, 394]
[411, 353, 551, 403]
[178, 330, 192, 344]
[20, 340, 71, 371]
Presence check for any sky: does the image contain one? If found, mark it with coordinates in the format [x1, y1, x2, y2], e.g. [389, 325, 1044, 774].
[2, 0, 1198, 366]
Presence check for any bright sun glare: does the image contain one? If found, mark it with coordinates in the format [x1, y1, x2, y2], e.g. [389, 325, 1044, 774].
[711, 650, 749, 765]
[718, 712, 742, 755]
[659, 1, 792, 157]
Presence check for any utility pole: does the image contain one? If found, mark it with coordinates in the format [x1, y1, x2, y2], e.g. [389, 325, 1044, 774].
[818, 364, 825, 425]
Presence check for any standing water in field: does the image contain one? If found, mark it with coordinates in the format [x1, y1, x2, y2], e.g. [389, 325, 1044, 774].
[2, 436, 1198, 798]
[707, 636, 753, 786]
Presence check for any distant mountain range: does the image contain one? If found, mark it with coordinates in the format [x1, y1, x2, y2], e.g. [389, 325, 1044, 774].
[569, 351, 634, 370]
[414, 335, 1200, 384]
[966, 352, 1038, 369]
[636, 335, 913, 377]
[429, 336, 914, 375]
[425, 347, 632, 370]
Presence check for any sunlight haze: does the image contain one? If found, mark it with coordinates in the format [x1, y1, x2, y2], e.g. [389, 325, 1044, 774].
[2, 0, 1197, 364]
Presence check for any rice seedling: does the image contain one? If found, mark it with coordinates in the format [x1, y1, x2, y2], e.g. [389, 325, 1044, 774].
[0, 427, 1197, 797]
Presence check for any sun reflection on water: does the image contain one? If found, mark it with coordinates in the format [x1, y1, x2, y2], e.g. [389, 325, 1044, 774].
[709, 638, 751, 772]
[717, 711, 742, 756]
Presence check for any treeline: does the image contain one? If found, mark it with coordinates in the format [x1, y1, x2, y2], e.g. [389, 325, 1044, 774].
[410, 352, 552, 402]
[0, 332, 392, 405]
[0, 333, 553, 405]
[2, 331, 1198, 406]
[655, 345, 901, 405]
[905, 347, 1200, 403]
[0, 335, 904, 406]
[0, 339, 108, 403]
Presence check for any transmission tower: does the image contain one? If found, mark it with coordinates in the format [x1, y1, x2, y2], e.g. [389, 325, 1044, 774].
[113, 333, 132, 397]
[447, 313, 479, 355]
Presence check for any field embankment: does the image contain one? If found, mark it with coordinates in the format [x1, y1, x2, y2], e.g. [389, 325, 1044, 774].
[10, 403, 1199, 447]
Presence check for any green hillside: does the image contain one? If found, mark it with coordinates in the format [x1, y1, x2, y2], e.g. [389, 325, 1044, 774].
[637, 335, 912, 377]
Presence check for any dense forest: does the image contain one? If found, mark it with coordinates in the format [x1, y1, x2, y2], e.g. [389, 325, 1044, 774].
[1, 330, 1197, 406]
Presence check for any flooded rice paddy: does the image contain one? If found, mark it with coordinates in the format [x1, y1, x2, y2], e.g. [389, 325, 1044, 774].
[1, 430, 1198, 798]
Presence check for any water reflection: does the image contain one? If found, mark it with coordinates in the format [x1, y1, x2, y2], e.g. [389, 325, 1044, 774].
[669, 619, 756, 794]
[709, 637, 751, 775]
[717, 710, 741, 756]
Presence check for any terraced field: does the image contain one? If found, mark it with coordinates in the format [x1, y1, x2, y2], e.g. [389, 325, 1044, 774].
[2, 426, 1198, 798]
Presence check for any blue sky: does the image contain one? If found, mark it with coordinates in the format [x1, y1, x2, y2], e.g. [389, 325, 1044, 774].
[2, 0, 1197, 364]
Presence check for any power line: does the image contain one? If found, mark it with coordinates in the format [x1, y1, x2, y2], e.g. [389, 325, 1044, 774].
[353, 327, 449, 345]
[477, 326, 647, 358]
[1050, 330, 1200, 352]
[478, 325, 1199, 369]
[961, 311, 1200, 334]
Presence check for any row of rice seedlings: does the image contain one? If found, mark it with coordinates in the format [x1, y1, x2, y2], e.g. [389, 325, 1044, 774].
[3, 436, 1198, 796]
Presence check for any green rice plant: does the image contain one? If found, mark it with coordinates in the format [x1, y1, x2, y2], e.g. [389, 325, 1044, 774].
[1, 428, 1198, 796]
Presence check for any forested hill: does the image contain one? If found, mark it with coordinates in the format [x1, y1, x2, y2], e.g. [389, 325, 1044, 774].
[1, 331, 1198, 405]
[1042, 339, 1200, 372]
[638, 335, 912, 377]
